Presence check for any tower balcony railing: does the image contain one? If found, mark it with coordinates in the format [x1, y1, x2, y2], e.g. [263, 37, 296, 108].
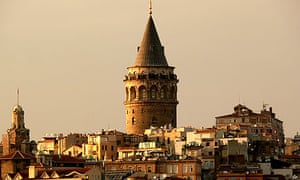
[124, 99, 178, 104]
[124, 74, 178, 81]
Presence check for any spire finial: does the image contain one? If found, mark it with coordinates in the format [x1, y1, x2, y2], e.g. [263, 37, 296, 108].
[17, 88, 20, 105]
[149, 0, 152, 15]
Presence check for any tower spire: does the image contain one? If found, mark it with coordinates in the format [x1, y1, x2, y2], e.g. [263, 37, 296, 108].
[149, 0, 152, 15]
[17, 88, 19, 105]
[133, 5, 168, 67]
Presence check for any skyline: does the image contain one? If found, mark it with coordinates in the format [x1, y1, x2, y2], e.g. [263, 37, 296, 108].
[0, 0, 300, 140]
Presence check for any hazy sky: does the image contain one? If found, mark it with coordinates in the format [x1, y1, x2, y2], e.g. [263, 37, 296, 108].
[0, 0, 299, 141]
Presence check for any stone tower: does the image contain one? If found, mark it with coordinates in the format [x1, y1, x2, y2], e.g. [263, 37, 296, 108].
[1, 92, 33, 155]
[124, 12, 179, 135]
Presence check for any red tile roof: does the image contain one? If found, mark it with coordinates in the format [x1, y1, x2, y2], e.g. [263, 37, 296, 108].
[51, 154, 84, 163]
[43, 167, 92, 175]
[30, 162, 48, 167]
[0, 150, 35, 160]
[19, 167, 93, 180]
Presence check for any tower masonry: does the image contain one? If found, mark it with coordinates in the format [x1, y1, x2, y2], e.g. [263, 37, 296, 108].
[124, 13, 179, 135]
[1, 91, 36, 156]
[2, 104, 30, 155]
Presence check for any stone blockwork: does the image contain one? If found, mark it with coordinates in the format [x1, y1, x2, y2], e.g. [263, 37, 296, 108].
[124, 15, 178, 135]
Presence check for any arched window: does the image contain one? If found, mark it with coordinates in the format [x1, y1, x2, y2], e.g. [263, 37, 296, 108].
[150, 86, 157, 99]
[130, 87, 136, 100]
[125, 87, 129, 101]
[170, 86, 176, 99]
[160, 86, 168, 99]
[138, 86, 147, 100]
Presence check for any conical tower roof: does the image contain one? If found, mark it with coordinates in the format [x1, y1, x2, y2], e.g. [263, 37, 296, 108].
[133, 15, 168, 67]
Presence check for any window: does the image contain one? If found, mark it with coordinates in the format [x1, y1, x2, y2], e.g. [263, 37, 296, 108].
[130, 87, 136, 100]
[189, 166, 193, 172]
[150, 86, 157, 99]
[125, 87, 129, 101]
[183, 165, 188, 173]
[139, 86, 147, 100]
[132, 117, 136, 125]
[167, 165, 178, 174]
[170, 86, 176, 99]
[204, 161, 209, 168]
[183, 165, 193, 173]
[160, 86, 168, 99]
[138, 167, 142, 172]
[210, 161, 214, 169]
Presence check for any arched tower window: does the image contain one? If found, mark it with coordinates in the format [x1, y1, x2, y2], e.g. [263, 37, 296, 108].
[130, 87, 136, 101]
[138, 86, 147, 100]
[160, 86, 168, 99]
[170, 86, 176, 99]
[150, 85, 157, 99]
[125, 87, 129, 101]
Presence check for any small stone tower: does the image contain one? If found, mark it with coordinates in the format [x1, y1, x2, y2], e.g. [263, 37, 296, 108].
[124, 11, 179, 135]
[1, 91, 33, 155]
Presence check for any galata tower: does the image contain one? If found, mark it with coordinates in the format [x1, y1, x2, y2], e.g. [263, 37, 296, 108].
[124, 8, 179, 135]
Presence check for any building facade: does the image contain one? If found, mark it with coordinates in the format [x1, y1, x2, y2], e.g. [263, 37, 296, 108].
[124, 12, 178, 135]
[0, 150, 35, 179]
[82, 129, 124, 161]
[105, 159, 202, 180]
[215, 104, 285, 161]
[37, 133, 88, 155]
[186, 128, 218, 171]
[285, 133, 300, 155]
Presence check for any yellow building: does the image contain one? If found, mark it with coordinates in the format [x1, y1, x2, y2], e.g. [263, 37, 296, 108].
[82, 130, 124, 161]
[117, 141, 168, 161]
[144, 126, 194, 156]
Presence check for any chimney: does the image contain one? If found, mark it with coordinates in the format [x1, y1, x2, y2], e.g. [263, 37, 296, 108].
[28, 165, 37, 179]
